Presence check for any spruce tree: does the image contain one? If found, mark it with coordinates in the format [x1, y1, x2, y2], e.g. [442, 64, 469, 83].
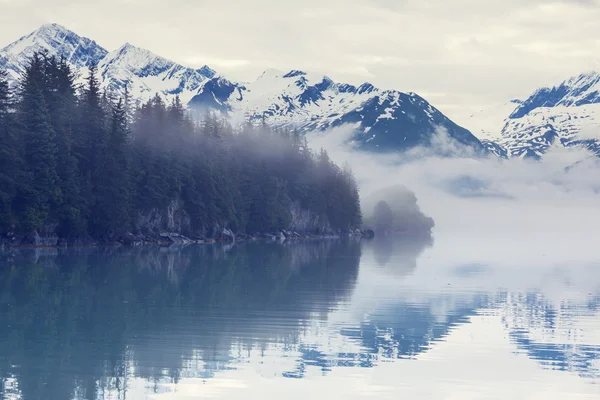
[44, 56, 84, 236]
[77, 63, 109, 233]
[0, 70, 20, 229]
[93, 99, 131, 234]
[15, 54, 59, 231]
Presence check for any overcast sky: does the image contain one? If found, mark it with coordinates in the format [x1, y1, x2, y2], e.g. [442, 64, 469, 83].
[1, 0, 600, 122]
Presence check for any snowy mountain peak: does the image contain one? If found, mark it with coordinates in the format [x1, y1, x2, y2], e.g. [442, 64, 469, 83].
[4, 23, 71, 52]
[97, 42, 213, 103]
[566, 70, 600, 85]
[116, 42, 138, 54]
[510, 71, 600, 119]
[283, 70, 307, 78]
[28, 23, 70, 39]
[196, 65, 216, 79]
[465, 71, 600, 159]
[0, 23, 107, 75]
[358, 83, 375, 94]
[101, 42, 174, 77]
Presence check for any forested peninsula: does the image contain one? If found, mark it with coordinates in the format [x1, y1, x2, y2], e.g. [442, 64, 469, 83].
[0, 53, 363, 247]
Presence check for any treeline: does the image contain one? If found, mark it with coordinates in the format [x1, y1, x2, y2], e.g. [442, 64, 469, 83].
[0, 53, 362, 240]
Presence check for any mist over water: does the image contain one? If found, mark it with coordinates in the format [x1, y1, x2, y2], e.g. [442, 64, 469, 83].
[1, 126, 600, 399]
[307, 126, 600, 255]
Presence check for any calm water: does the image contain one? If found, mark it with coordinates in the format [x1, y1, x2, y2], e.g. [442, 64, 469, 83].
[1, 237, 599, 399]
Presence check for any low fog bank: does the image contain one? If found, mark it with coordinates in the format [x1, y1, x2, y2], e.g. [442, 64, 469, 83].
[307, 126, 600, 243]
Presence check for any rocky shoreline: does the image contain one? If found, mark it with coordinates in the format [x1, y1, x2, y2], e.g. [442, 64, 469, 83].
[0, 228, 375, 249]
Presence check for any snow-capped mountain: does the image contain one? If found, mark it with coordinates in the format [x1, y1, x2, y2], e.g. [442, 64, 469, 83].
[98, 43, 215, 104]
[0, 23, 215, 104]
[189, 69, 485, 153]
[467, 72, 600, 159]
[510, 72, 600, 118]
[0, 23, 107, 81]
[1, 23, 485, 154]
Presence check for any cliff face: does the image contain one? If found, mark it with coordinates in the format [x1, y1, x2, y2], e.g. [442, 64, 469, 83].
[0, 200, 335, 248]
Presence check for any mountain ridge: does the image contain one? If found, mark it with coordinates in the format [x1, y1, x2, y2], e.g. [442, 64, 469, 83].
[0, 23, 486, 155]
[0, 23, 107, 80]
[189, 68, 485, 153]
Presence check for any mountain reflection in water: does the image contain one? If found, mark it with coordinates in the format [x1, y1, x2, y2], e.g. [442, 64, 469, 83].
[0, 235, 599, 399]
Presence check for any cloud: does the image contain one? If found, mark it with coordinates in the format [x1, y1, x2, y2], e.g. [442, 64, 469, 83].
[306, 124, 600, 241]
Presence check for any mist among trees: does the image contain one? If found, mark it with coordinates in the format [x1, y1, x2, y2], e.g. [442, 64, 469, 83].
[365, 185, 434, 236]
[0, 53, 362, 243]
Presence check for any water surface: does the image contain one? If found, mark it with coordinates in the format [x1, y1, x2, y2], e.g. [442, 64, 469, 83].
[1, 237, 599, 399]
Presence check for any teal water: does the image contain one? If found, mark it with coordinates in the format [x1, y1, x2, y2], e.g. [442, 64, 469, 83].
[1, 237, 599, 399]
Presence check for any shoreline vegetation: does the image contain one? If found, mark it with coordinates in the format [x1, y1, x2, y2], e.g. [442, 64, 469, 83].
[0, 53, 364, 248]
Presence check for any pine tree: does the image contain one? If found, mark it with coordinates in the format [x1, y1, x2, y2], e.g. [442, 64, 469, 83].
[122, 83, 134, 126]
[44, 56, 85, 236]
[77, 62, 106, 176]
[15, 54, 59, 231]
[77, 63, 109, 232]
[93, 99, 131, 234]
[0, 70, 20, 229]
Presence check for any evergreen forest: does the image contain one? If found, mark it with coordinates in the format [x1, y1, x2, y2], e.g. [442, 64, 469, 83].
[0, 53, 362, 243]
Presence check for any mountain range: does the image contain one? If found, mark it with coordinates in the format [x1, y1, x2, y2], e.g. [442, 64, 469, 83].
[0, 23, 485, 155]
[0, 24, 216, 105]
[2, 23, 600, 159]
[467, 72, 600, 159]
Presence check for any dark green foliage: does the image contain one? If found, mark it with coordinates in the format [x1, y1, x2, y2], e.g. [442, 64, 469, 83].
[0, 70, 20, 229]
[43, 56, 83, 236]
[15, 54, 59, 230]
[93, 99, 131, 234]
[0, 52, 362, 238]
